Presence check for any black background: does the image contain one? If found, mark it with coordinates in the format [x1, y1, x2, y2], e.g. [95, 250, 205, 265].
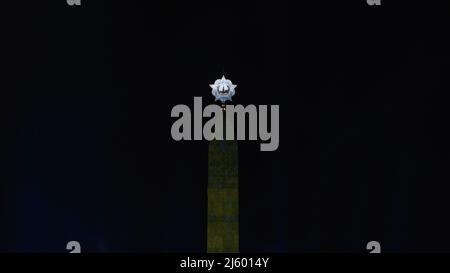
[4, 0, 450, 252]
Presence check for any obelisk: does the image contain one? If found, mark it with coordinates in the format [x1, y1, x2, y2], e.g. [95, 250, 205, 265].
[207, 76, 239, 253]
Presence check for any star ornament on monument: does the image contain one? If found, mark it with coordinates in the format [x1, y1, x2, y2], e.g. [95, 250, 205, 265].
[210, 76, 237, 108]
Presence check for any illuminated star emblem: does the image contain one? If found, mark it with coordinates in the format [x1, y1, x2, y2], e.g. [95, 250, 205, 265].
[210, 76, 237, 104]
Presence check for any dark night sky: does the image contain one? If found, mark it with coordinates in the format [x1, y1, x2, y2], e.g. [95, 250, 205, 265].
[4, 1, 450, 252]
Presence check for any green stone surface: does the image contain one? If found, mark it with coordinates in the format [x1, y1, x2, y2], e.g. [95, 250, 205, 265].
[207, 140, 239, 253]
